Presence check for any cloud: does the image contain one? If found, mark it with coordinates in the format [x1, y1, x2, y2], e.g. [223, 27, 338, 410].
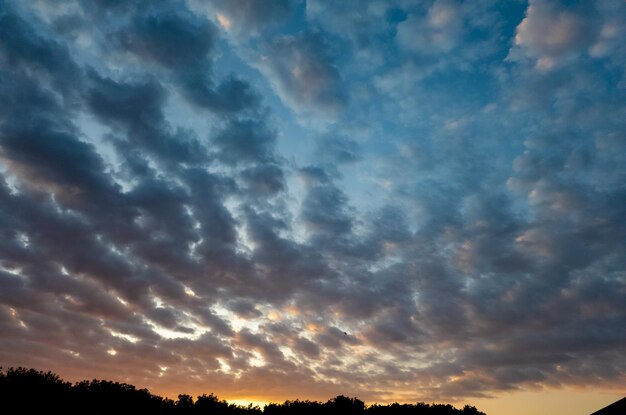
[117, 6, 217, 69]
[305, 0, 403, 67]
[197, 0, 294, 38]
[257, 31, 348, 117]
[210, 118, 278, 166]
[241, 164, 285, 195]
[297, 166, 353, 238]
[0, 0, 625, 405]
[86, 73, 207, 165]
[0, 118, 113, 205]
[104, 2, 260, 116]
[509, 0, 599, 71]
[178, 71, 259, 114]
[397, 0, 464, 55]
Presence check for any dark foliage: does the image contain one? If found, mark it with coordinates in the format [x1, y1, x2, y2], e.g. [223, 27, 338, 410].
[0, 367, 486, 415]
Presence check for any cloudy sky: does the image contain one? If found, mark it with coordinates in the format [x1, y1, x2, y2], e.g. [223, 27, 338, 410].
[0, 0, 625, 413]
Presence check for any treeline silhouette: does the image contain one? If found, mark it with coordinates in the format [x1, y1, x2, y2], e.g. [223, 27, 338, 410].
[0, 367, 486, 415]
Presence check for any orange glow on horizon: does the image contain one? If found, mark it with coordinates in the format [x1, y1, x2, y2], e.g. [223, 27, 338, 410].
[147, 384, 625, 415]
[472, 388, 624, 415]
[16, 365, 625, 415]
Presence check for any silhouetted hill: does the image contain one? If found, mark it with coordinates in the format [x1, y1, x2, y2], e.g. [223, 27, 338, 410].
[0, 367, 486, 415]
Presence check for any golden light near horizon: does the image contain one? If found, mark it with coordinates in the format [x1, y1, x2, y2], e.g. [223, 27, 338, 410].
[142, 384, 626, 415]
[472, 388, 625, 415]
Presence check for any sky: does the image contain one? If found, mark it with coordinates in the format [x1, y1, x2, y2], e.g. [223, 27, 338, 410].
[0, 0, 625, 414]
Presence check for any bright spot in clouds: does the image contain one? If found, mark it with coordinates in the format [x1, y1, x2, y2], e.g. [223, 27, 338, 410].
[217, 14, 231, 30]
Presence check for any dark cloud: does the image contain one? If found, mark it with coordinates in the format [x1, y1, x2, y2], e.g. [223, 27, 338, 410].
[0, 119, 114, 204]
[294, 336, 320, 359]
[228, 300, 262, 319]
[108, 1, 259, 116]
[316, 326, 359, 349]
[0, 1, 82, 97]
[87, 73, 207, 165]
[240, 206, 325, 302]
[178, 71, 259, 114]
[298, 166, 353, 237]
[117, 6, 217, 69]
[241, 164, 285, 195]
[211, 119, 277, 165]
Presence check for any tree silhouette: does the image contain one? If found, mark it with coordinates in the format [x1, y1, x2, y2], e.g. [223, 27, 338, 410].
[265, 399, 326, 415]
[326, 395, 366, 415]
[0, 367, 72, 412]
[0, 367, 486, 415]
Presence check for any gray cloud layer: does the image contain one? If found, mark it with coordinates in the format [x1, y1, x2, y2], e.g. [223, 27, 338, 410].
[0, 0, 625, 404]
